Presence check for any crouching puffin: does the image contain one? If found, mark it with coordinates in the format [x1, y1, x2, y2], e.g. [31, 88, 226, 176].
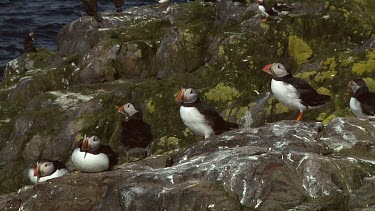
[256, 0, 293, 21]
[28, 160, 68, 184]
[263, 63, 330, 121]
[71, 135, 118, 172]
[348, 79, 375, 119]
[113, 0, 124, 12]
[118, 103, 154, 160]
[176, 86, 239, 140]
[80, 0, 103, 22]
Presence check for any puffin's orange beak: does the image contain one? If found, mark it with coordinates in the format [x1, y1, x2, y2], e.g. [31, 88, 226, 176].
[262, 63, 274, 75]
[348, 82, 353, 94]
[176, 89, 185, 103]
[82, 139, 89, 151]
[33, 164, 40, 177]
[118, 104, 125, 114]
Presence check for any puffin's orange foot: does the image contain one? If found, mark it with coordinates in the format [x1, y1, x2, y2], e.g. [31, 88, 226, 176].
[296, 112, 303, 121]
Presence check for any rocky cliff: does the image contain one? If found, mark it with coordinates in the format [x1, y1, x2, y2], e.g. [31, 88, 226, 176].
[0, 0, 375, 209]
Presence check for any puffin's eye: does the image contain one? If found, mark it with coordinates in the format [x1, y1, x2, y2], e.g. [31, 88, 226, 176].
[45, 164, 48, 167]
[190, 90, 193, 94]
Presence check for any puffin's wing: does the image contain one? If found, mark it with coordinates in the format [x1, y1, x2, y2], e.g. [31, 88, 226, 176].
[100, 145, 119, 168]
[197, 102, 238, 132]
[360, 92, 375, 116]
[286, 77, 330, 107]
[53, 160, 67, 170]
[121, 120, 154, 148]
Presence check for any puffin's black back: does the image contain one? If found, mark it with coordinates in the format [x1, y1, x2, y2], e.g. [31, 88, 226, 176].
[78, 143, 119, 169]
[352, 80, 375, 116]
[276, 75, 331, 107]
[183, 98, 239, 135]
[120, 118, 154, 150]
[80, 0, 103, 22]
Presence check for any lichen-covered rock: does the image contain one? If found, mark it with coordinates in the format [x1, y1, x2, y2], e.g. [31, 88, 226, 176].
[0, 0, 375, 202]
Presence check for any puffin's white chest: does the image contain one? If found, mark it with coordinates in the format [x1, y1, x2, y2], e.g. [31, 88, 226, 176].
[71, 148, 109, 173]
[258, 5, 266, 14]
[28, 168, 68, 184]
[271, 79, 306, 111]
[180, 106, 214, 138]
[350, 97, 372, 119]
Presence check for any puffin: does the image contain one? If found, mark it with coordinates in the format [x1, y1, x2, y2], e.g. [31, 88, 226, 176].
[80, 0, 103, 22]
[176, 86, 239, 140]
[71, 135, 118, 172]
[28, 159, 68, 184]
[118, 103, 154, 159]
[113, 0, 124, 12]
[23, 32, 37, 53]
[348, 79, 375, 119]
[256, 0, 292, 21]
[262, 63, 330, 121]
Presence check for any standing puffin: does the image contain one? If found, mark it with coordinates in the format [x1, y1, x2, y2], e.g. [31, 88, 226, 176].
[28, 159, 68, 184]
[71, 135, 118, 172]
[176, 86, 239, 140]
[262, 63, 330, 121]
[80, 0, 103, 22]
[113, 0, 124, 12]
[23, 32, 37, 53]
[118, 103, 154, 160]
[348, 79, 375, 119]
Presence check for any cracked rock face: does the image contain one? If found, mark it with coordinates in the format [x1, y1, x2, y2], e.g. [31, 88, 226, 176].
[1, 118, 375, 210]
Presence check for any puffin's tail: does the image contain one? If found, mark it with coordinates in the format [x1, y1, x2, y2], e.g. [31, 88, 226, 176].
[225, 121, 239, 129]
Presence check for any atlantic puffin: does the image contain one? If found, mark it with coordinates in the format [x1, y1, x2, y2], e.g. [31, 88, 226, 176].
[263, 63, 330, 121]
[256, 0, 292, 21]
[118, 103, 154, 159]
[80, 0, 103, 22]
[71, 135, 118, 172]
[348, 79, 375, 120]
[113, 0, 124, 12]
[176, 86, 239, 140]
[23, 32, 37, 53]
[28, 159, 68, 184]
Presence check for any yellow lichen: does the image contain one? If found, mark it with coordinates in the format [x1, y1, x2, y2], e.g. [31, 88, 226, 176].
[288, 35, 313, 65]
[236, 106, 249, 119]
[294, 71, 317, 81]
[322, 57, 337, 70]
[204, 83, 240, 104]
[145, 99, 156, 113]
[218, 46, 225, 56]
[75, 134, 84, 142]
[182, 128, 193, 137]
[274, 103, 290, 114]
[183, 29, 194, 43]
[313, 71, 337, 83]
[363, 77, 375, 91]
[352, 50, 375, 75]
[134, 49, 142, 58]
[316, 87, 332, 96]
[323, 113, 336, 126]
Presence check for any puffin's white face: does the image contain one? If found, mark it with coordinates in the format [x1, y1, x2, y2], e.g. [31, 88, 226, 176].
[262, 63, 290, 77]
[348, 79, 367, 95]
[81, 135, 101, 152]
[118, 103, 139, 117]
[175, 87, 199, 103]
[34, 161, 54, 177]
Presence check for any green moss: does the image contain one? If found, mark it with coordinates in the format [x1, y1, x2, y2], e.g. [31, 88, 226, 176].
[27, 48, 56, 69]
[204, 83, 240, 104]
[352, 50, 375, 75]
[288, 35, 313, 65]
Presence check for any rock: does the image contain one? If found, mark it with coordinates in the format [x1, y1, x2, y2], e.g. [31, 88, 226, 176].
[1, 119, 375, 210]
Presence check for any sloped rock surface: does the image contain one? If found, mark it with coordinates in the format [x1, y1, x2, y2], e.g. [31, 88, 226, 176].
[1, 118, 375, 210]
